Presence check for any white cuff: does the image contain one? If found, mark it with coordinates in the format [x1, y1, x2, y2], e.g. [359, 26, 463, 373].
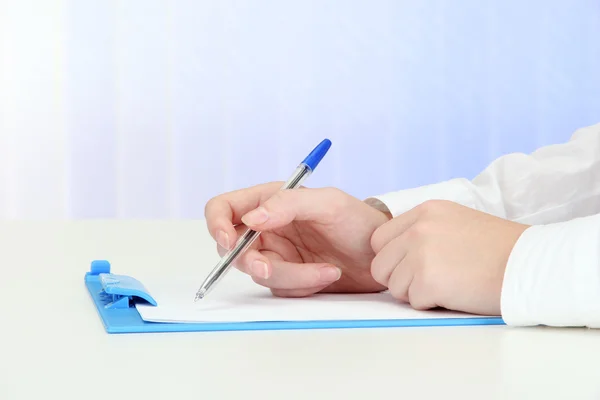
[501, 214, 600, 328]
[365, 178, 484, 217]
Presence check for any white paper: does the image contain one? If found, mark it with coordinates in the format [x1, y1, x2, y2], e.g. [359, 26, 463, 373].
[135, 269, 494, 324]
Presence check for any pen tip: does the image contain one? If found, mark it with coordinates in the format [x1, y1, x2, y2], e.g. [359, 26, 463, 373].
[194, 289, 206, 302]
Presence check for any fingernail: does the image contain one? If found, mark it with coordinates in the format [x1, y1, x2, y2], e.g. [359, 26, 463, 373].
[251, 260, 269, 279]
[319, 266, 342, 282]
[217, 230, 229, 249]
[242, 207, 269, 226]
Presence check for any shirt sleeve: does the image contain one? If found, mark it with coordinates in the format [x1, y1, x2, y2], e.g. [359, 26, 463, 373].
[366, 122, 600, 225]
[501, 214, 600, 328]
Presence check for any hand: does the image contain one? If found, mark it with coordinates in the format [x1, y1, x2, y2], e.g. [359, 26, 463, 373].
[370, 200, 529, 315]
[204, 182, 391, 297]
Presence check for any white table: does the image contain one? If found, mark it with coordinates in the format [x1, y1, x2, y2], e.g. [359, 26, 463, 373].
[1, 221, 599, 400]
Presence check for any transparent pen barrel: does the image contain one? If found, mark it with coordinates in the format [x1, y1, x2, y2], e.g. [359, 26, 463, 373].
[202, 228, 261, 290]
[281, 163, 312, 189]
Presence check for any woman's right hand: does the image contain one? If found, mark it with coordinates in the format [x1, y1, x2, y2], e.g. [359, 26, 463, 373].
[204, 182, 391, 297]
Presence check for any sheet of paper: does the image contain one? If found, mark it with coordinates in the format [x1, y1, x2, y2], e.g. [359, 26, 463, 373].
[135, 269, 494, 324]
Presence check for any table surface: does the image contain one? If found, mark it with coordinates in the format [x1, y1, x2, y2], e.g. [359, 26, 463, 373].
[1, 220, 599, 400]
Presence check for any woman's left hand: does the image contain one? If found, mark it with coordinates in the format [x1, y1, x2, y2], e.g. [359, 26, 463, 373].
[370, 200, 529, 315]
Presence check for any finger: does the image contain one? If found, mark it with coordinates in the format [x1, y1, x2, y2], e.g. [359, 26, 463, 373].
[243, 249, 274, 279]
[391, 254, 437, 311]
[271, 286, 330, 298]
[217, 225, 302, 265]
[217, 247, 268, 274]
[219, 246, 341, 291]
[370, 205, 422, 253]
[205, 182, 283, 247]
[219, 224, 266, 254]
[240, 187, 348, 231]
[251, 256, 342, 290]
[387, 254, 415, 303]
[370, 236, 407, 287]
[407, 274, 438, 311]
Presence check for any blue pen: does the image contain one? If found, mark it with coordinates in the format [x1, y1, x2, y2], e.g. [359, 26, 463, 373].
[194, 138, 332, 301]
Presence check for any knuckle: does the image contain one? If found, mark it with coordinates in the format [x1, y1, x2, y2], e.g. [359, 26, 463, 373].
[403, 225, 421, 242]
[405, 218, 439, 243]
[416, 199, 445, 215]
[411, 220, 432, 237]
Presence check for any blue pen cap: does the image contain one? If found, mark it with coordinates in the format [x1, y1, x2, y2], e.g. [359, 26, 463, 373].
[301, 139, 332, 171]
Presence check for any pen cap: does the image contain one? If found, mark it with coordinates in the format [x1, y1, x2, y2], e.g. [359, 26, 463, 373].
[301, 139, 332, 171]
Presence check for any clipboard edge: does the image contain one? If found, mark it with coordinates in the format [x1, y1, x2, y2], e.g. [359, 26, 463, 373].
[84, 260, 506, 334]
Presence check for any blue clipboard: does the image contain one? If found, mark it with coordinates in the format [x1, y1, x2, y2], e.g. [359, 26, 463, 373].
[84, 260, 505, 334]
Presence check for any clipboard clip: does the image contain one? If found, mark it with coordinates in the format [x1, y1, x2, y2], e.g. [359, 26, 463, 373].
[85, 260, 157, 309]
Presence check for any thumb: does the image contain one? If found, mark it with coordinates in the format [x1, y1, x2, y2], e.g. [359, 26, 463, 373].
[240, 187, 346, 230]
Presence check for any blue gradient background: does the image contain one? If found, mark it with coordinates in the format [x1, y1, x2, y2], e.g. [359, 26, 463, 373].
[1, 0, 599, 218]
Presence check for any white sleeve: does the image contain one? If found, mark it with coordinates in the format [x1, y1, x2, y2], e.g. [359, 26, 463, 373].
[366, 122, 600, 225]
[501, 214, 600, 328]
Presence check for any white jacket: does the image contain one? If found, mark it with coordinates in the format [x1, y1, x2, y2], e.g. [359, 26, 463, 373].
[368, 122, 600, 328]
